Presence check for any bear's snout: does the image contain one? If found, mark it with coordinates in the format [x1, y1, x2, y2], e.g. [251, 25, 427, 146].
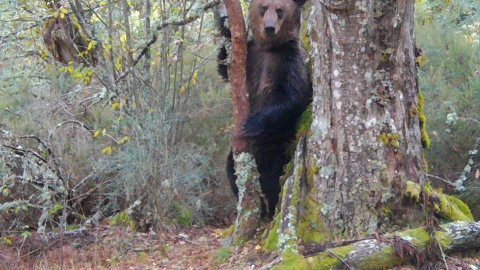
[265, 26, 275, 36]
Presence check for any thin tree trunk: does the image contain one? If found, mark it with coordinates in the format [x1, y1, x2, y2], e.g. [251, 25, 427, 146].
[223, 0, 263, 244]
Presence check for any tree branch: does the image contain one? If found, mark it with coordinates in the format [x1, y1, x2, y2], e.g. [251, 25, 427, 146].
[115, 0, 222, 83]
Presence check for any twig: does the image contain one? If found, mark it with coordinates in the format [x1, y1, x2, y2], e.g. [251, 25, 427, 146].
[435, 236, 449, 270]
[328, 250, 354, 270]
[2, 144, 48, 164]
[57, 120, 93, 133]
[426, 173, 457, 188]
[260, 257, 282, 270]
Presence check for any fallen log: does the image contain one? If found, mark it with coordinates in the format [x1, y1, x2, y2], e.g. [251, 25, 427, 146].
[274, 221, 480, 270]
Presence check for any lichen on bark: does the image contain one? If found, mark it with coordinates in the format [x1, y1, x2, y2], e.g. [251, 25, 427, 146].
[232, 152, 262, 245]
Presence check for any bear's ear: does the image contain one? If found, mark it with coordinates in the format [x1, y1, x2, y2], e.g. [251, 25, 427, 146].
[292, 0, 307, 6]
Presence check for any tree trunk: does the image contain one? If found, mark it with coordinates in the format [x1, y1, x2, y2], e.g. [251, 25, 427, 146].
[267, 0, 473, 255]
[305, 0, 425, 238]
[223, 0, 263, 244]
[307, 0, 427, 237]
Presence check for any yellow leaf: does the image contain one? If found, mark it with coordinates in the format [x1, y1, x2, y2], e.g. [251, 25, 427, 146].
[191, 71, 198, 85]
[117, 116, 123, 122]
[54, 12, 59, 18]
[416, 56, 428, 67]
[115, 57, 122, 71]
[111, 102, 120, 110]
[60, 13, 65, 19]
[179, 86, 186, 95]
[3, 237, 12, 245]
[91, 14, 99, 23]
[93, 129, 100, 138]
[100, 1, 107, 6]
[120, 34, 127, 44]
[102, 146, 112, 155]
[67, 66, 74, 73]
[87, 41, 94, 51]
[118, 136, 130, 145]
[102, 128, 107, 136]
[60, 8, 68, 13]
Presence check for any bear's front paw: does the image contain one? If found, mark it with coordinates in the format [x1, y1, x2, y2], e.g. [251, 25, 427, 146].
[244, 115, 265, 137]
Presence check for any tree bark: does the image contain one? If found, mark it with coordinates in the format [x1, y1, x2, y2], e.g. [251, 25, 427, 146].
[223, 0, 249, 153]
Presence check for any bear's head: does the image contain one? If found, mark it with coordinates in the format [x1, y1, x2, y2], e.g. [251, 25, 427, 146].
[249, 0, 307, 48]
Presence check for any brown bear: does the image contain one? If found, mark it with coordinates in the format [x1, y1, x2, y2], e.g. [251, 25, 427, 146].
[218, 0, 311, 218]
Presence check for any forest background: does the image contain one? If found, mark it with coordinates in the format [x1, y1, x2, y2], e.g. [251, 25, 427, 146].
[0, 0, 479, 267]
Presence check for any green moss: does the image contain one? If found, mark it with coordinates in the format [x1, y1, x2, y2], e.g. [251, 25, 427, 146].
[306, 163, 319, 187]
[405, 181, 473, 222]
[379, 132, 401, 147]
[422, 153, 429, 173]
[273, 250, 310, 270]
[398, 227, 431, 246]
[289, 105, 313, 155]
[110, 211, 136, 229]
[398, 226, 452, 248]
[435, 193, 474, 222]
[301, 2, 312, 75]
[380, 203, 394, 218]
[297, 162, 330, 243]
[418, 93, 431, 149]
[405, 181, 421, 202]
[305, 253, 339, 270]
[355, 246, 403, 269]
[436, 229, 453, 248]
[331, 245, 355, 258]
[222, 224, 235, 238]
[297, 105, 313, 138]
[298, 195, 329, 243]
[424, 181, 433, 196]
[264, 213, 281, 250]
[446, 195, 474, 220]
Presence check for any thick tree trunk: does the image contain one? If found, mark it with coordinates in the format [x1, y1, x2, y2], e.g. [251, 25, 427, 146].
[266, 0, 469, 256]
[304, 0, 426, 239]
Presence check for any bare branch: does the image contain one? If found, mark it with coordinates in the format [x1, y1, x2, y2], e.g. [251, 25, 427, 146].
[115, 0, 222, 83]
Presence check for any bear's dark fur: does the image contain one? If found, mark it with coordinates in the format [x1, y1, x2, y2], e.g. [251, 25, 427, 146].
[219, 0, 311, 218]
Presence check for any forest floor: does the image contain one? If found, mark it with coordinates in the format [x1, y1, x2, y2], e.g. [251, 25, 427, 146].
[1, 221, 480, 269]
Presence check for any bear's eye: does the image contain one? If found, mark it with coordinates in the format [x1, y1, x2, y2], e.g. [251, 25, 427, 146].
[260, 6, 268, 17]
[276, 8, 284, 18]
